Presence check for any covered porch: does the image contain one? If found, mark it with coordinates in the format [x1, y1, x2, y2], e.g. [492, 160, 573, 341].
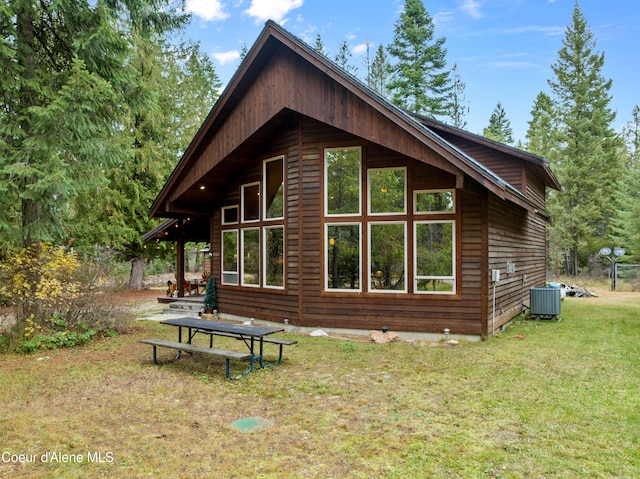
[142, 215, 211, 299]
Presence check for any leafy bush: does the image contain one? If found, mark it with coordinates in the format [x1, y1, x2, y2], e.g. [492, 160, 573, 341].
[0, 243, 128, 352]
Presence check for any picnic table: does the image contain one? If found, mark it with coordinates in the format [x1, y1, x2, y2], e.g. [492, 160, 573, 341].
[140, 317, 296, 380]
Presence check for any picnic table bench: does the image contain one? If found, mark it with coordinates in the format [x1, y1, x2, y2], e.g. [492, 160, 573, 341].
[140, 317, 296, 380]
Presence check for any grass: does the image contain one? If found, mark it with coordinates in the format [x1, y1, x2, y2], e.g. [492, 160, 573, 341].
[0, 290, 639, 478]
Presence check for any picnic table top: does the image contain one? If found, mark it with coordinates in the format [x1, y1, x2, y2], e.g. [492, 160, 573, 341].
[160, 316, 284, 338]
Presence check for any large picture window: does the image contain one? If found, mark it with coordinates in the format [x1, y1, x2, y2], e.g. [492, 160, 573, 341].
[325, 147, 361, 216]
[242, 228, 260, 286]
[264, 226, 284, 288]
[221, 230, 238, 285]
[326, 223, 361, 291]
[369, 222, 406, 292]
[368, 168, 406, 215]
[264, 156, 284, 220]
[415, 221, 455, 294]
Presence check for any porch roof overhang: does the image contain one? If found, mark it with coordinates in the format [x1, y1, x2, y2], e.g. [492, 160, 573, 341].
[141, 215, 210, 243]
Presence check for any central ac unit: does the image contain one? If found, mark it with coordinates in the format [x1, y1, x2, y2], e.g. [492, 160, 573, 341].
[530, 287, 561, 318]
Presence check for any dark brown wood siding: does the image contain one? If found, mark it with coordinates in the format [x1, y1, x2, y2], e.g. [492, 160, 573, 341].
[487, 194, 547, 331]
[210, 120, 301, 323]
[209, 116, 486, 336]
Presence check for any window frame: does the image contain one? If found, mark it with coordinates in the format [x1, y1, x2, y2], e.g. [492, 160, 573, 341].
[221, 229, 239, 286]
[413, 189, 456, 214]
[241, 182, 261, 223]
[367, 167, 407, 216]
[324, 222, 362, 293]
[263, 225, 285, 290]
[263, 155, 285, 221]
[368, 221, 408, 293]
[222, 205, 239, 225]
[324, 146, 362, 218]
[241, 227, 261, 288]
[413, 220, 456, 295]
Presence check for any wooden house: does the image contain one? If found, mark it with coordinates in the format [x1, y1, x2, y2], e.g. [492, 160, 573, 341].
[145, 21, 561, 339]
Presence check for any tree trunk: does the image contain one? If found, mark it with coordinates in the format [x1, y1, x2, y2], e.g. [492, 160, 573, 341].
[129, 256, 144, 290]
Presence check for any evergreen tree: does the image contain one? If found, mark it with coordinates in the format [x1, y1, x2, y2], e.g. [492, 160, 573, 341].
[70, 39, 221, 289]
[313, 33, 327, 56]
[613, 106, 640, 261]
[483, 101, 514, 145]
[366, 44, 391, 96]
[546, 1, 625, 275]
[239, 42, 249, 62]
[0, 1, 187, 251]
[525, 92, 556, 157]
[447, 63, 469, 129]
[203, 276, 218, 313]
[335, 40, 357, 74]
[386, 0, 452, 117]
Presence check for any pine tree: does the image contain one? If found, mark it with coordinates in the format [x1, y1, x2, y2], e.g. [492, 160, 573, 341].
[386, 0, 452, 117]
[366, 44, 391, 96]
[334, 40, 357, 74]
[483, 101, 514, 145]
[546, 1, 625, 275]
[203, 276, 217, 313]
[613, 106, 640, 261]
[525, 92, 556, 157]
[314, 33, 327, 56]
[447, 63, 469, 129]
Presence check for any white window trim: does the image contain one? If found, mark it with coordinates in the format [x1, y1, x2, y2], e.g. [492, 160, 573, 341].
[324, 222, 362, 293]
[413, 220, 456, 295]
[413, 189, 456, 215]
[263, 155, 285, 222]
[241, 182, 261, 223]
[367, 167, 407, 216]
[241, 227, 261, 288]
[221, 205, 239, 225]
[263, 225, 285, 290]
[368, 221, 408, 294]
[221, 229, 239, 285]
[324, 146, 362, 218]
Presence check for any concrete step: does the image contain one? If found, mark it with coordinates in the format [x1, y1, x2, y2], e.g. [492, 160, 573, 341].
[163, 301, 203, 314]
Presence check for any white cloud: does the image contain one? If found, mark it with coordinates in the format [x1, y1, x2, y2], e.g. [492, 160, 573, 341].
[352, 43, 369, 56]
[460, 0, 482, 19]
[212, 50, 241, 65]
[244, 0, 304, 23]
[186, 0, 229, 21]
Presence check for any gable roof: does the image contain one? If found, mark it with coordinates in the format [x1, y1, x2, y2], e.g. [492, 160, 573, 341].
[149, 20, 560, 220]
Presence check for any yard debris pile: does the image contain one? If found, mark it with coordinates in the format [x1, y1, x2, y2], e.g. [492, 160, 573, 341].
[549, 282, 596, 298]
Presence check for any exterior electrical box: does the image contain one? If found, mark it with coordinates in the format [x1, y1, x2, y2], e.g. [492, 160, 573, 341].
[529, 287, 561, 318]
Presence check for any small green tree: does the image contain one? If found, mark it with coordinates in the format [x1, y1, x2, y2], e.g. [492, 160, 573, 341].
[203, 276, 217, 313]
[483, 101, 514, 144]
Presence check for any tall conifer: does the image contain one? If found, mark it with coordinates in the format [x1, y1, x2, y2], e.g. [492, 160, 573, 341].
[546, 1, 624, 275]
[386, 0, 452, 118]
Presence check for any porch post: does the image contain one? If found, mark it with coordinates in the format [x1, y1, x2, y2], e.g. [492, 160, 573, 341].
[176, 236, 185, 297]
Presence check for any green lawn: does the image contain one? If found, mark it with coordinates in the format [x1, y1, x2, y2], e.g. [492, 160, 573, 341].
[0, 294, 638, 478]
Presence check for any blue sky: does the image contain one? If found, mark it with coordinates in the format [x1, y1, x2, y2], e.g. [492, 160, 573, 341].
[182, 0, 640, 143]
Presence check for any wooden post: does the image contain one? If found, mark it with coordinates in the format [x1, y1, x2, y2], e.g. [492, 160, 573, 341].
[176, 237, 185, 297]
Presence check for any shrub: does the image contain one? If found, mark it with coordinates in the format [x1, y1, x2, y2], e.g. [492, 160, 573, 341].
[0, 243, 128, 352]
